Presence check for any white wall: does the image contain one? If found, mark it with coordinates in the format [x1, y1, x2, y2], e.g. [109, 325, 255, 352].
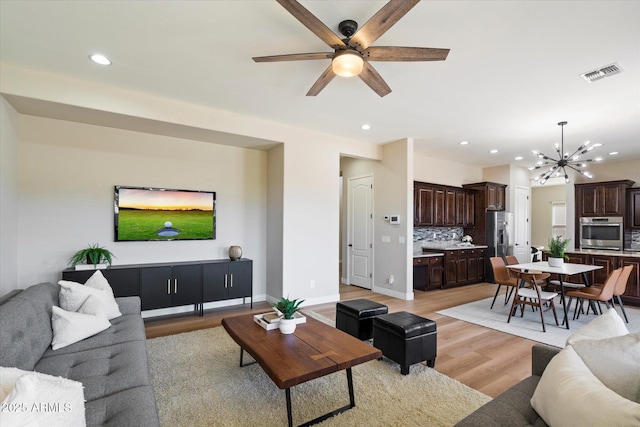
[16, 115, 268, 300]
[414, 153, 483, 186]
[266, 144, 284, 301]
[0, 98, 19, 294]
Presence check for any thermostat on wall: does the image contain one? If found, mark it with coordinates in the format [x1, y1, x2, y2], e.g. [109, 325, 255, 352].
[389, 215, 400, 224]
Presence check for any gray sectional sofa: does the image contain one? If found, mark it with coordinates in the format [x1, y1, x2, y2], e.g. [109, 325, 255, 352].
[455, 343, 560, 427]
[0, 282, 160, 426]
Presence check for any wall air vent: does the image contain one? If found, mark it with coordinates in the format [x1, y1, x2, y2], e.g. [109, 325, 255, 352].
[580, 62, 623, 83]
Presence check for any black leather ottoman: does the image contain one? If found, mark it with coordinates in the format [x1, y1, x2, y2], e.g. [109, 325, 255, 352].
[373, 311, 437, 375]
[336, 299, 388, 340]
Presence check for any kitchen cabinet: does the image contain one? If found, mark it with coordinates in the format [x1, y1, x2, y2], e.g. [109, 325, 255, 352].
[619, 257, 640, 306]
[141, 264, 202, 311]
[414, 182, 475, 228]
[575, 180, 634, 218]
[589, 254, 618, 285]
[413, 256, 444, 291]
[414, 182, 435, 226]
[628, 188, 640, 229]
[462, 182, 508, 245]
[203, 259, 253, 303]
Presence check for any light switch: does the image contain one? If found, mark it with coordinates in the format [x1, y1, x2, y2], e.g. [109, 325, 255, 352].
[381, 235, 391, 243]
[399, 236, 405, 244]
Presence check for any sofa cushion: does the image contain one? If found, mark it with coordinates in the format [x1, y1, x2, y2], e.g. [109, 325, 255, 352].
[565, 308, 628, 346]
[572, 332, 640, 402]
[531, 345, 640, 427]
[0, 367, 86, 427]
[85, 385, 160, 427]
[51, 295, 111, 350]
[34, 341, 151, 402]
[0, 283, 59, 370]
[42, 313, 146, 357]
[455, 376, 547, 427]
[59, 280, 122, 320]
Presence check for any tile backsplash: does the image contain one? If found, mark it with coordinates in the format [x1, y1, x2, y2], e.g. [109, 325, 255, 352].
[414, 227, 464, 242]
[628, 230, 640, 250]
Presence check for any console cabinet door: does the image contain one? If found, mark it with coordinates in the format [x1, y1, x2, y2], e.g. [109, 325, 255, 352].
[428, 256, 444, 290]
[171, 265, 202, 306]
[202, 262, 230, 302]
[228, 260, 252, 299]
[140, 266, 173, 310]
[62, 268, 139, 297]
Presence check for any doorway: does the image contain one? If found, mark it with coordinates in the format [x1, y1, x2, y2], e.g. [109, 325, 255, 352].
[347, 174, 373, 289]
[513, 186, 531, 263]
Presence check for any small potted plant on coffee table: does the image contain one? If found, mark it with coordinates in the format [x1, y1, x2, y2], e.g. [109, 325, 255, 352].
[272, 297, 305, 334]
[547, 236, 570, 267]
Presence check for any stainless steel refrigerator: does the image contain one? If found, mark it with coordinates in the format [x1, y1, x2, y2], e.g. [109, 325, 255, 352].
[486, 211, 514, 282]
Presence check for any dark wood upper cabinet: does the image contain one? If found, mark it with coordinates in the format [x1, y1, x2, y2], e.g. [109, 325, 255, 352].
[414, 181, 476, 228]
[414, 183, 435, 226]
[575, 180, 634, 218]
[462, 182, 507, 212]
[628, 187, 640, 229]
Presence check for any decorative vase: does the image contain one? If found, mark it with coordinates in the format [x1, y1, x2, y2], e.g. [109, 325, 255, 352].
[228, 245, 242, 261]
[548, 257, 564, 268]
[278, 318, 297, 334]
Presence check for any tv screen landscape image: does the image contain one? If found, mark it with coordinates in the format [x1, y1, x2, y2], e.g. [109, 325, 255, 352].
[114, 186, 216, 241]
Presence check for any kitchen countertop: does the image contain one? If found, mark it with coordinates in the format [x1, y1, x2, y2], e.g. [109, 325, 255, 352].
[419, 241, 489, 251]
[545, 248, 640, 258]
[413, 251, 445, 258]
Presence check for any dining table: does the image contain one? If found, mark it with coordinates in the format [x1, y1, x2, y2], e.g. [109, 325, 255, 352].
[507, 261, 603, 329]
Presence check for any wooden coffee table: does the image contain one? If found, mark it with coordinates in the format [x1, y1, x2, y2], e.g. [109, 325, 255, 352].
[222, 313, 382, 427]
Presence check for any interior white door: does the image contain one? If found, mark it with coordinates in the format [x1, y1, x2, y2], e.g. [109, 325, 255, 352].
[348, 174, 373, 289]
[514, 186, 530, 263]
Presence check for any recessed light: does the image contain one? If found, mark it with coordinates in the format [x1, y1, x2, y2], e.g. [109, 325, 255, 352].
[89, 53, 112, 65]
[514, 156, 523, 161]
[360, 124, 371, 130]
[594, 157, 603, 162]
[592, 143, 602, 147]
[489, 149, 498, 154]
[608, 151, 619, 156]
[459, 141, 470, 145]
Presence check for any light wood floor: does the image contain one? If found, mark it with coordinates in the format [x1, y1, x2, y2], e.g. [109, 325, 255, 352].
[144, 282, 538, 398]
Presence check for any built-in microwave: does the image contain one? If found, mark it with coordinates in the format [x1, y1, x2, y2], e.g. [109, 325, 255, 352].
[579, 217, 623, 251]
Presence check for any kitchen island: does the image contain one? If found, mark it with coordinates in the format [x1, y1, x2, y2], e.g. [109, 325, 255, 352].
[416, 242, 488, 290]
[540, 248, 640, 306]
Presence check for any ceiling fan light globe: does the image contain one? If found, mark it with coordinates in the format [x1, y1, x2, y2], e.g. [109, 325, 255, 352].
[332, 50, 364, 77]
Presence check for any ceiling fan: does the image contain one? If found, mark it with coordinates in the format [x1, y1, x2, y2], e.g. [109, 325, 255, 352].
[253, 0, 450, 97]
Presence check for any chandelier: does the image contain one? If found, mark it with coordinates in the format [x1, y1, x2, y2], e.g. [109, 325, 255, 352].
[529, 121, 602, 185]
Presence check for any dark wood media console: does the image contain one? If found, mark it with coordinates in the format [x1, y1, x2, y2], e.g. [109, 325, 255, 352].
[62, 258, 253, 316]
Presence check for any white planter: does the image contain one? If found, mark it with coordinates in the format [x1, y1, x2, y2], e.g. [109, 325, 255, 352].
[278, 318, 297, 334]
[548, 257, 564, 268]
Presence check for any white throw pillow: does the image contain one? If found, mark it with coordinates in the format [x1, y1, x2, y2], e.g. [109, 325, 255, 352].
[531, 345, 640, 427]
[0, 367, 86, 427]
[566, 308, 629, 346]
[58, 280, 121, 320]
[572, 332, 640, 402]
[51, 295, 111, 350]
[83, 270, 114, 295]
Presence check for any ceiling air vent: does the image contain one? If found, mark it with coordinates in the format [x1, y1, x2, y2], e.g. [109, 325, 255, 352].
[580, 62, 624, 83]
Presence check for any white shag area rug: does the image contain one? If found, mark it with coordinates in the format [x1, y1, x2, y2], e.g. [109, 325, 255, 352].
[147, 317, 490, 426]
[437, 296, 640, 348]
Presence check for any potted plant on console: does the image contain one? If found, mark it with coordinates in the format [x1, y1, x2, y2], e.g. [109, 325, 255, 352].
[548, 236, 570, 267]
[272, 297, 305, 334]
[70, 243, 115, 270]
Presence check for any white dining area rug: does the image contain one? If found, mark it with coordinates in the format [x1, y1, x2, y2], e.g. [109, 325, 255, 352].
[437, 296, 640, 347]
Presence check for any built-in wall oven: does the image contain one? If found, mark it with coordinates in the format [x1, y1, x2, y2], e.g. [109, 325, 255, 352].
[579, 217, 624, 251]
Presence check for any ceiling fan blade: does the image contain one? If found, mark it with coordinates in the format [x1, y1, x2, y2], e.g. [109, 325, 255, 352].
[276, 0, 345, 49]
[365, 46, 449, 62]
[306, 65, 337, 96]
[359, 62, 392, 97]
[253, 52, 334, 62]
[349, 0, 420, 50]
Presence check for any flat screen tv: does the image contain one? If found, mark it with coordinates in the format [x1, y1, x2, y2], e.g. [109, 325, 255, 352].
[114, 186, 216, 241]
